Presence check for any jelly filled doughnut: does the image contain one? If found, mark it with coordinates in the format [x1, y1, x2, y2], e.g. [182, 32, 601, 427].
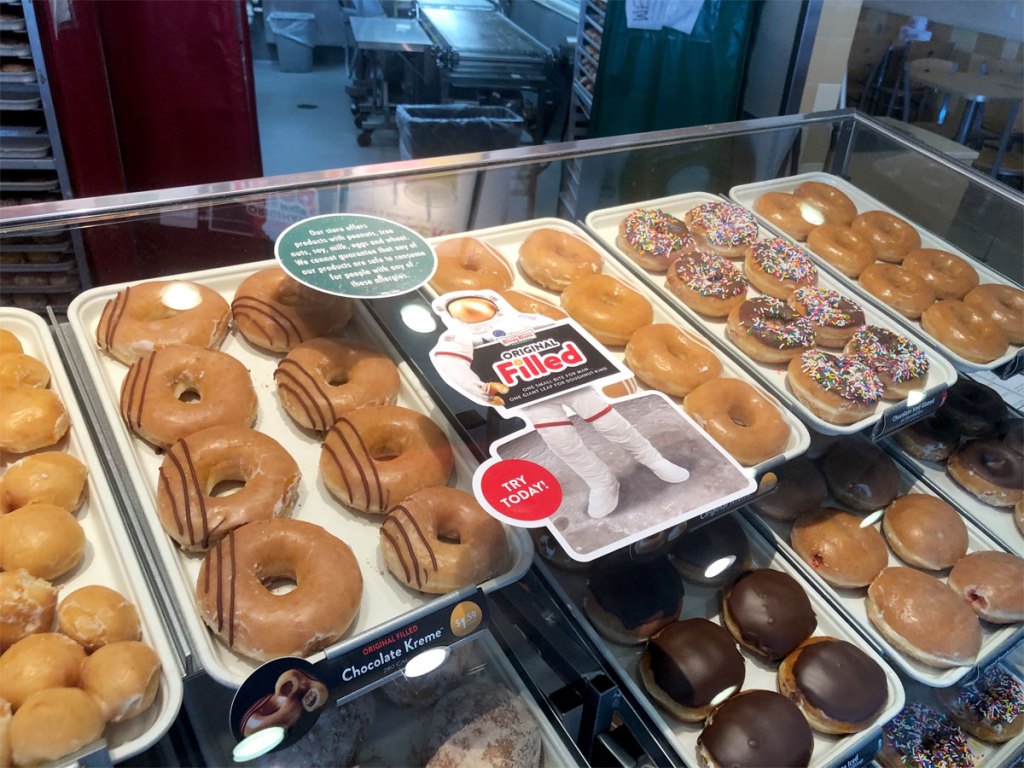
[0, 503, 85, 581]
[57, 585, 141, 653]
[561, 274, 653, 346]
[964, 283, 1024, 345]
[851, 211, 921, 263]
[231, 267, 354, 353]
[903, 249, 980, 300]
[859, 263, 935, 319]
[867, 567, 982, 668]
[778, 637, 888, 734]
[795, 181, 857, 226]
[683, 378, 790, 466]
[948, 440, 1023, 508]
[196, 518, 362, 661]
[788, 287, 865, 349]
[938, 666, 1024, 744]
[624, 323, 722, 397]
[640, 618, 745, 722]
[822, 438, 900, 512]
[787, 350, 884, 425]
[0, 633, 85, 709]
[791, 507, 889, 588]
[498, 289, 567, 320]
[922, 300, 1008, 364]
[754, 191, 821, 241]
[743, 238, 818, 299]
[697, 690, 814, 768]
[583, 553, 684, 645]
[9, 688, 104, 768]
[0, 570, 56, 651]
[883, 494, 968, 571]
[943, 378, 1005, 438]
[517, 228, 602, 292]
[80, 640, 162, 722]
[666, 251, 748, 317]
[0, 451, 87, 514]
[721, 569, 816, 661]
[806, 225, 876, 277]
[892, 412, 960, 462]
[380, 487, 510, 594]
[750, 456, 826, 523]
[726, 297, 815, 364]
[119, 345, 257, 450]
[275, 337, 401, 432]
[879, 703, 975, 768]
[157, 426, 301, 551]
[684, 201, 759, 258]
[844, 326, 929, 400]
[320, 405, 454, 514]
[617, 208, 695, 271]
[947, 551, 1024, 624]
[0, 386, 69, 454]
[95, 280, 231, 364]
[430, 237, 514, 293]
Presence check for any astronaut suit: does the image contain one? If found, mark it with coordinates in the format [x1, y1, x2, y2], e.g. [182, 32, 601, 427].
[430, 290, 689, 520]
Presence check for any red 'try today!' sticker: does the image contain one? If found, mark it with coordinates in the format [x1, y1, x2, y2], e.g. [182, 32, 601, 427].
[479, 459, 561, 523]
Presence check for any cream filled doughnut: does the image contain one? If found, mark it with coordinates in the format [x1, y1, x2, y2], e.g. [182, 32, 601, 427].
[683, 378, 789, 466]
[666, 251, 748, 317]
[852, 211, 921, 263]
[561, 274, 653, 346]
[859, 263, 935, 319]
[624, 323, 722, 396]
[0, 633, 85, 709]
[0, 386, 69, 454]
[805, 224, 876, 277]
[963, 283, 1024, 346]
[58, 585, 141, 653]
[9, 688, 104, 768]
[617, 208, 695, 271]
[0, 451, 87, 514]
[0, 570, 56, 652]
[684, 202, 759, 258]
[754, 191, 821, 241]
[0, 503, 84, 581]
[80, 640, 162, 722]
[744, 238, 818, 299]
[430, 237, 514, 293]
[517, 228, 603, 292]
[903, 249, 980, 300]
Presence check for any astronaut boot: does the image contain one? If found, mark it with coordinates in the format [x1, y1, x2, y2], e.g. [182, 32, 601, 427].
[586, 476, 620, 520]
[589, 409, 689, 483]
[536, 423, 621, 519]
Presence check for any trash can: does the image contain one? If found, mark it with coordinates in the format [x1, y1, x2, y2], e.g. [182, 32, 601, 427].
[396, 104, 524, 160]
[267, 12, 316, 73]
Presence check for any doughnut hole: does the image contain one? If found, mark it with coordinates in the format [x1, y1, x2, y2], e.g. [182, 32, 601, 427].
[0, 504, 85, 581]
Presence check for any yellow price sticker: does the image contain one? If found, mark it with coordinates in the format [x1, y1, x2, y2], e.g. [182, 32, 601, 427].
[450, 600, 483, 637]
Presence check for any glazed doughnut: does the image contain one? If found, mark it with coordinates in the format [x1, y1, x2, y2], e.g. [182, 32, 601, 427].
[924, 300, 1011, 365]
[0, 386, 69, 454]
[95, 280, 231, 364]
[892, 412, 960, 462]
[684, 201, 758, 258]
[616, 208, 695, 271]
[669, 514, 751, 586]
[0, 570, 56, 651]
[726, 297, 815, 364]
[697, 690, 813, 768]
[939, 666, 1024, 744]
[9, 688, 104, 768]
[0, 503, 84, 581]
[721, 569, 817, 661]
[750, 456, 826, 523]
[624, 323, 722, 396]
[795, 181, 857, 226]
[320, 405, 454, 514]
[822, 438, 900, 512]
[754, 191, 822, 241]
[231, 267, 354, 353]
[788, 287, 864, 348]
[119, 344, 258, 450]
[903, 249, 979, 300]
[683, 378, 790, 466]
[859, 263, 935, 319]
[947, 551, 1024, 623]
[791, 507, 888, 588]
[0, 329, 22, 354]
[275, 337, 400, 432]
[58, 585, 141, 652]
[0, 353, 49, 389]
[0, 451, 87, 514]
[943, 378, 1005, 438]
[805, 225, 876, 277]
[743, 238, 818, 299]
[851, 211, 921, 263]
[666, 251, 747, 317]
[0, 633, 85, 709]
[883, 494, 968, 571]
[787, 351, 884, 425]
[583, 553, 684, 644]
[948, 440, 1023, 507]
[844, 326, 929, 400]
[197, 518, 362, 661]
[963, 283, 1024, 345]
[380, 487, 509, 594]
[0, 698, 9, 768]
[778, 637, 888, 734]
[498, 289, 567, 320]
[80, 640, 161, 722]
[879, 703, 975, 768]
[867, 567, 982, 668]
[430, 237, 514, 293]
[561, 274, 653, 346]
[517, 228, 602, 292]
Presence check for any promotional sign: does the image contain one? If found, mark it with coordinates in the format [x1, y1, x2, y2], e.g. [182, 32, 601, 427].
[275, 213, 436, 298]
[871, 387, 947, 442]
[428, 289, 756, 562]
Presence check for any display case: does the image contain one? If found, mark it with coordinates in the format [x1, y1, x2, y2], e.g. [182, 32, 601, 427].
[1, 110, 1021, 768]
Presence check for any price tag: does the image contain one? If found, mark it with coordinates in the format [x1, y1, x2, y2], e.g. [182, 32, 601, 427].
[995, 351, 1024, 381]
[871, 388, 947, 442]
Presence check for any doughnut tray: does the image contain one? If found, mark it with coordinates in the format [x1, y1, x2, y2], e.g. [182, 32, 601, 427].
[427, 217, 810, 474]
[743, 448, 1022, 687]
[66, 261, 532, 688]
[584, 194, 958, 436]
[0, 308, 183, 762]
[535, 516, 905, 768]
[729, 172, 1023, 374]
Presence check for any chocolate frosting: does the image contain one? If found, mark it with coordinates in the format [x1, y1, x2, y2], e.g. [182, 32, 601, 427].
[943, 379, 1004, 437]
[589, 555, 683, 629]
[647, 619, 745, 708]
[793, 639, 886, 723]
[724, 569, 817, 660]
[671, 515, 750, 583]
[751, 456, 827, 522]
[698, 690, 813, 767]
[954, 440, 1024, 489]
[823, 438, 900, 512]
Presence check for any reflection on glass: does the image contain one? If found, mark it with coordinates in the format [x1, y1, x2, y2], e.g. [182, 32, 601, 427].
[160, 281, 203, 311]
[905, 389, 925, 406]
[798, 202, 826, 227]
[400, 303, 438, 333]
[860, 509, 884, 528]
[404, 646, 450, 678]
[232, 726, 285, 763]
[704, 555, 737, 580]
[710, 685, 739, 708]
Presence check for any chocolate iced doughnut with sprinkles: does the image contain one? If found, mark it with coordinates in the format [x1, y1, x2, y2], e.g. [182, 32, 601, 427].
[744, 238, 818, 299]
[684, 202, 759, 259]
[786, 350, 885, 425]
[617, 208, 695, 271]
[878, 703, 975, 768]
[666, 251, 748, 317]
[726, 296, 815, 364]
[844, 326, 929, 400]
[788, 287, 865, 348]
[939, 665, 1024, 743]
[948, 440, 1024, 508]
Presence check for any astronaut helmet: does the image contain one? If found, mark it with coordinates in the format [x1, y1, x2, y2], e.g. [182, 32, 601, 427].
[431, 290, 518, 330]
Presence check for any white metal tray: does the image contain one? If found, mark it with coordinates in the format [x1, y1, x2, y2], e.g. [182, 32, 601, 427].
[744, 456, 1022, 687]
[729, 172, 1022, 373]
[584, 194, 958, 436]
[537, 516, 905, 768]
[427, 218, 810, 473]
[67, 261, 531, 688]
[0, 308, 183, 762]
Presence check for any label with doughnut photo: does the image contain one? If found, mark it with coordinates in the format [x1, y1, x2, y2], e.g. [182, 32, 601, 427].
[428, 289, 756, 562]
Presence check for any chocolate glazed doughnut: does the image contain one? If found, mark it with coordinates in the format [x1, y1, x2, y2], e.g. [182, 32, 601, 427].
[697, 690, 813, 768]
[721, 569, 816, 661]
[948, 440, 1024, 507]
[822, 438, 900, 512]
[943, 378, 1005, 438]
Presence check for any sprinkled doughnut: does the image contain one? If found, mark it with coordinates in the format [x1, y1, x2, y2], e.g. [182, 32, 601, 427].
[561, 274, 653, 346]
[794, 181, 857, 226]
[879, 703, 975, 768]
[517, 228, 602, 292]
[754, 191, 821, 241]
[624, 323, 723, 396]
[844, 326, 929, 400]
[963, 283, 1024, 345]
[903, 249, 980, 300]
[684, 377, 790, 466]
[852, 211, 921, 263]
[666, 251, 747, 317]
[788, 287, 865, 348]
[744, 238, 818, 299]
[859, 263, 935, 319]
[430, 237, 514, 293]
[787, 350, 884, 425]
[726, 296, 815, 364]
[939, 665, 1024, 744]
[616, 209, 695, 271]
[921, 300, 1008, 364]
[684, 202, 758, 258]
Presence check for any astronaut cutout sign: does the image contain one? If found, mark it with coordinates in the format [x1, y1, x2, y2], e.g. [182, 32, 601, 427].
[430, 290, 754, 562]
